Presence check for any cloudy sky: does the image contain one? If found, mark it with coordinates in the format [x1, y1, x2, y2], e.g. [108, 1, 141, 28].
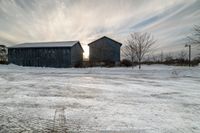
[0, 0, 200, 58]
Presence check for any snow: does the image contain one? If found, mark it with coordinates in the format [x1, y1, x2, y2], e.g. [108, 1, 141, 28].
[8, 41, 78, 48]
[0, 64, 200, 132]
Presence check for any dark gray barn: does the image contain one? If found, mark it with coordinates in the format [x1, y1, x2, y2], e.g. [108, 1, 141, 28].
[88, 36, 122, 64]
[8, 41, 83, 68]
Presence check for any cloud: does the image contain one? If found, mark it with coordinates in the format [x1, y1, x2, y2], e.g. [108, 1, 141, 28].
[0, 0, 199, 57]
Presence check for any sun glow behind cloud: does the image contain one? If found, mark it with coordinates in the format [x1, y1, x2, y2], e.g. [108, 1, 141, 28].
[0, 0, 200, 57]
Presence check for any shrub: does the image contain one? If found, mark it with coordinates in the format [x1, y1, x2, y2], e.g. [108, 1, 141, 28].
[74, 62, 83, 68]
[121, 59, 132, 67]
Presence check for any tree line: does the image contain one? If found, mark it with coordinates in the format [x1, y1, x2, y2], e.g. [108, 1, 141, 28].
[122, 24, 200, 69]
[1, 24, 200, 68]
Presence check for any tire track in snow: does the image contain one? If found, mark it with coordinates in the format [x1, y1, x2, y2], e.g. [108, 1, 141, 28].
[53, 108, 67, 133]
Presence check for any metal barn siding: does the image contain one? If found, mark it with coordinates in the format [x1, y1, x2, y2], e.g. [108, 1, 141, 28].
[8, 41, 83, 68]
[71, 43, 84, 66]
[88, 36, 122, 64]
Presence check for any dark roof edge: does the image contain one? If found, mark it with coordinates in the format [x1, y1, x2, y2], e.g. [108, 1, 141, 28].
[88, 36, 122, 46]
[73, 41, 84, 52]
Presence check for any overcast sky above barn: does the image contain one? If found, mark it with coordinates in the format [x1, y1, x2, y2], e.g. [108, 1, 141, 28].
[0, 0, 200, 57]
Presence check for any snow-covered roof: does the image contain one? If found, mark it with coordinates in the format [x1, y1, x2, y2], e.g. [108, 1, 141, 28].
[9, 41, 79, 48]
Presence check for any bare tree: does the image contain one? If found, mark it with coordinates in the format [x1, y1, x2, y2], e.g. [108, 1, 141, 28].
[178, 51, 187, 60]
[144, 55, 151, 62]
[165, 53, 174, 62]
[125, 32, 156, 69]
[160, 51, 164, 62]
[122, 44, 136, 68]
[187, 25, 200, 46]
[151, 55, 159, 62]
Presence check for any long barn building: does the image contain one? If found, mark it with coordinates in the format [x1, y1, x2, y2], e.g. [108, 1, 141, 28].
[8, 41, 83, 68]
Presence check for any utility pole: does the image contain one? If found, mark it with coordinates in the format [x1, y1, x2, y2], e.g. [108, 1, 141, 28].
[185, 44, 191, 67]
[160, 51, 164, 63]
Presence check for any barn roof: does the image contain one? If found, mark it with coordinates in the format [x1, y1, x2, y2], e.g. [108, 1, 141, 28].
[88, 36, 122, 46]
[9, 41, 80, 48]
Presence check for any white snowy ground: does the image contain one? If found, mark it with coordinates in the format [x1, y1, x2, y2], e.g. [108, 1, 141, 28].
[0, 64, 200, 133]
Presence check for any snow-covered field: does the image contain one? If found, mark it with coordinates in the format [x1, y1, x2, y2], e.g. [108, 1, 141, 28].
[0, 64, 200, 133]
